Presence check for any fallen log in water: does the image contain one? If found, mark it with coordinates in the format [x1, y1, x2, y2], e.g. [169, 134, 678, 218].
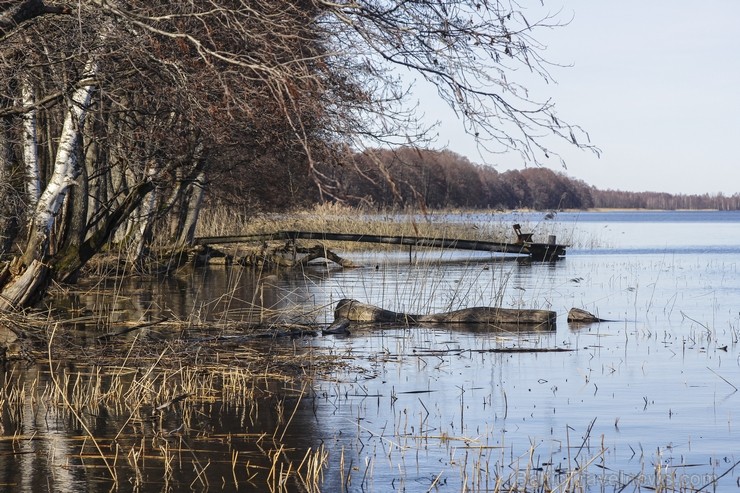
[332, 299, 556, 329]
[567, 307, 607, 324]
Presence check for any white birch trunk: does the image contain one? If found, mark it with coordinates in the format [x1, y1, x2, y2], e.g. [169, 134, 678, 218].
[21, 80, 40, 206]
[21, 59, 97, 266]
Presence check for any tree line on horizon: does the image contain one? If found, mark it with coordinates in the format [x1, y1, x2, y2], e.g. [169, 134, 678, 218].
[231, 147, 740, 212]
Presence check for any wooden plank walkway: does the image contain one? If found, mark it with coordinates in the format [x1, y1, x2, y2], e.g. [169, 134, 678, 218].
[194, 230, 567, 261]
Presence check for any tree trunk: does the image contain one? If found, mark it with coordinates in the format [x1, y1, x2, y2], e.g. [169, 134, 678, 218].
[0, 260, 49, 311]
[110, 113, 141, 246]
[55, 179, 154, 283]
[332, 299, 557, 328]
[20, 59, 96, 269]
[0, 115, 20, 255]
[168, 140, 205, 248]
[56, 169, 89, 282]
[175, 170, 205, 248]
[0, 1, 71, 37]
[22, 79, 41, 206]
[0, 60, 96, 309]
[83, 124, 103, 235]
[126, 160, 159, 269]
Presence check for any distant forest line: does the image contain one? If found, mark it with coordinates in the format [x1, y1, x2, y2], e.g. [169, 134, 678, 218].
[221, 147, 740, 212]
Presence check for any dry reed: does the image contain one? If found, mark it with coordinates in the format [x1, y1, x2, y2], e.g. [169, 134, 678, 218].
[194, 203, 588, 251]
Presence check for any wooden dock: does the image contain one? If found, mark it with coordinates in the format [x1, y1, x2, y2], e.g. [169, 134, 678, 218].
[194, 229, 567, 261]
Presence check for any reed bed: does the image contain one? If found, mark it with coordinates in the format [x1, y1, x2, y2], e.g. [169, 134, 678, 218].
[194, 203, 597, 251]
[0, 307, 345, 492]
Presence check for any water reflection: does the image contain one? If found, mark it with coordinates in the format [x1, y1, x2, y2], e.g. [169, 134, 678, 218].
[1, 351, 317, 492]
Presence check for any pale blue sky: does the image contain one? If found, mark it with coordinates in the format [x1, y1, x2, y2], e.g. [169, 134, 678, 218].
[420, 1, 740, 195]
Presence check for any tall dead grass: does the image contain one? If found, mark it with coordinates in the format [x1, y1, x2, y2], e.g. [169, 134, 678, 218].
[195, 203, 585, 250]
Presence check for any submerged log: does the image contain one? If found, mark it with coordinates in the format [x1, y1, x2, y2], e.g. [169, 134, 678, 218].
[295, 244, 356, 268]
[567, 307, 606, 324]
[334, 299, 556, 328]
[0, 324, 21, 361]
[323, 318, 351, 335]
[97, 317, 169, 342]
[232, 243, 356, 269]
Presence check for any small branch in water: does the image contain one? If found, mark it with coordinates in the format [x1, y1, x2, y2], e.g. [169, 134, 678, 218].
[97, 317, 169, 342]
[707, 366, 738, 392]
[474, 347, 573, 353]
[156, 393, 191, 411]
[680, 311, 712, 335]
[697, 459, 740, 491]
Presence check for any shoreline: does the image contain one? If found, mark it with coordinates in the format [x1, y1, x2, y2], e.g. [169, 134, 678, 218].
[375, 207, 730, 215]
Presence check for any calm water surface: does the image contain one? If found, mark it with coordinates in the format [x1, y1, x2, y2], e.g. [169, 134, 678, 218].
[296, 210, 740, 491]
[2, 210, 739, 492]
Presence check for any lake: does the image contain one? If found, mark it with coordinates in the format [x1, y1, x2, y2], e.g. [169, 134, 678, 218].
[2, 210, 739, 492]
[295, 210, 740, 491]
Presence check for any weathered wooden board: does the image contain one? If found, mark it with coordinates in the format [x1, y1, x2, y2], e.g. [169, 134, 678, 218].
[194, 229, 568, 260]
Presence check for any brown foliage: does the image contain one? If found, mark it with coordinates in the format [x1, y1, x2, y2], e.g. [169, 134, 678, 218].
[322, 147, 595, 210]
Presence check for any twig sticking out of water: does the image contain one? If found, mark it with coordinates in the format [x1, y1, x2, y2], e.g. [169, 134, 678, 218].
[680, 311, 712, 336]
[698, 459, 740, 491]
[97, 317, 169, 342]
[707, 367, 738, 392]
[156, 393, 191, 411]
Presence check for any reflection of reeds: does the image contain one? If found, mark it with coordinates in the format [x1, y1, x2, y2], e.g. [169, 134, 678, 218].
[1, 310, 331, 492]
[46, 322, 117, 482]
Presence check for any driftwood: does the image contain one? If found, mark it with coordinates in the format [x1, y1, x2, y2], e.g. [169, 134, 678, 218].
[567, 308, 607, 324]
[332, 299, 556, 329]
[0, 260, 49, 311]
[295, 244, 356, 268]
[172, 242, 356, 271]
[97, 317, 169, 342]
[188, 325, 320, 344]
[235, 243, 356, 269]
